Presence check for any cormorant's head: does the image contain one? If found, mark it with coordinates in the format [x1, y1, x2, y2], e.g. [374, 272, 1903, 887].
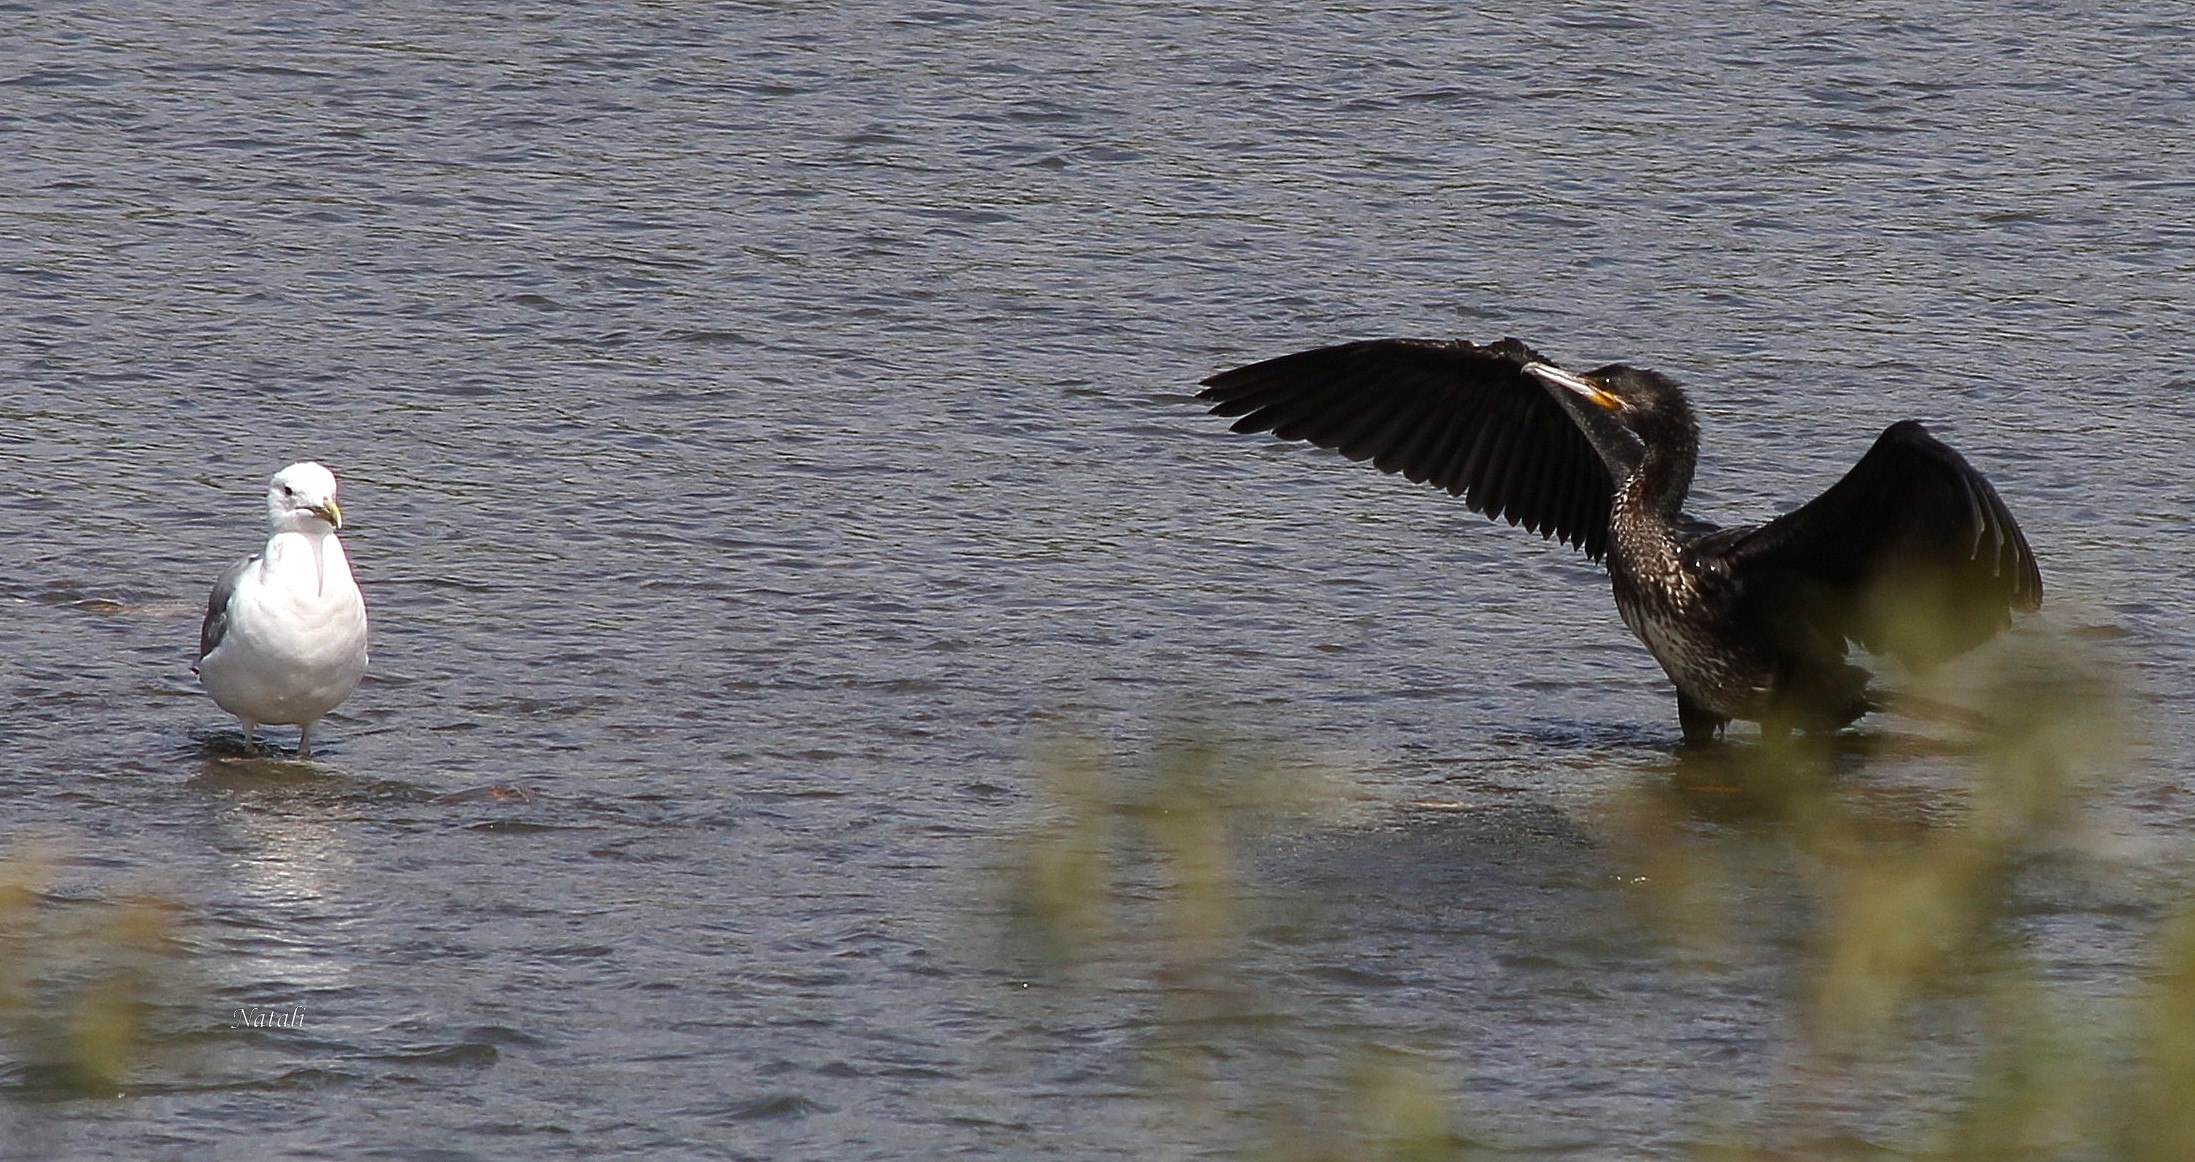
[1524, 362, 1697, 443]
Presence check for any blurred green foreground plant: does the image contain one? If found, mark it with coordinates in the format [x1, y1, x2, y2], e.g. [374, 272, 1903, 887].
[1007, 732, 1475, 1159]
[1008, 617, 2195, 1160]
[0, 840, 183, 1099]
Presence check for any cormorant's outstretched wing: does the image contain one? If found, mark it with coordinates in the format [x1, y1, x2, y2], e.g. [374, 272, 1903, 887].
[1196, 338, 1621, 560]
[1714, 420, 2042, 666]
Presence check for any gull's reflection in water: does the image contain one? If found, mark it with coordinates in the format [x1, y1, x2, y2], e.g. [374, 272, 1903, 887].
[189, 752, 370, 1017]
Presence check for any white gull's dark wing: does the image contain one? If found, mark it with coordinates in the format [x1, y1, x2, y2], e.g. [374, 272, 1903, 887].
[1195, 338, 1627, 561]
[195, 554, 256, 669]
[1709, 420, 2042, 666]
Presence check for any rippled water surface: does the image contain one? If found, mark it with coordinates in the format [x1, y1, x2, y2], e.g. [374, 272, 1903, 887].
[5, 2, 2193, 1158]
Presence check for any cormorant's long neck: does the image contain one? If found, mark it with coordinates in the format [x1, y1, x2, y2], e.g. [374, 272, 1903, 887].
[1624, 409, 1699, 522]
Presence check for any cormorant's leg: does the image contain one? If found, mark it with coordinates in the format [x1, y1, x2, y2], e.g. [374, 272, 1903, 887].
[1676, 694, 1729, 746]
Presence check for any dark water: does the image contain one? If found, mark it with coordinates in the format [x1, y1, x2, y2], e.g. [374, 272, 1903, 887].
[4, 2, 2192, 1157]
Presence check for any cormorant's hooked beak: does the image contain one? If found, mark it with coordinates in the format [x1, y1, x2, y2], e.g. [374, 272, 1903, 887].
[1525, 363, 1623, 411]
[312, 500, 344, 530]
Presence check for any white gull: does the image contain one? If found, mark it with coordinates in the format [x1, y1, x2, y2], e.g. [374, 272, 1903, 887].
[195, 462, 369, 759]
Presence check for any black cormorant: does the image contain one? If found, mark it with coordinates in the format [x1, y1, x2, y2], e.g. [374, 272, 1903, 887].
[1195, 337, 2042, 743]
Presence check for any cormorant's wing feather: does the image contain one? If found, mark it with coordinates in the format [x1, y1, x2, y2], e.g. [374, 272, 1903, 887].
[1197, 338, 1618, 560]
[1718, 420, 2042, 665]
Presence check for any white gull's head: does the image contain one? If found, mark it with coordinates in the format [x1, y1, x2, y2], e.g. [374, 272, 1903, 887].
[267, 462, 344, 533]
